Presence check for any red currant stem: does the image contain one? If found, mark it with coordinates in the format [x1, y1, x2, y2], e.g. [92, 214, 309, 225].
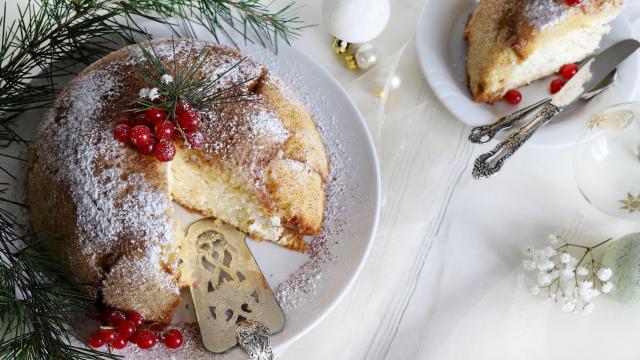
[99, 325, 116, 330]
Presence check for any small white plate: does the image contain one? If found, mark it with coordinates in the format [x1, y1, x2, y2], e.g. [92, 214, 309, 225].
[416, 0, 640, 148]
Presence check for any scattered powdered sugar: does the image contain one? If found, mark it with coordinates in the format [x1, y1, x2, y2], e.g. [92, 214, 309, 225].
[523, 0, 569, 30]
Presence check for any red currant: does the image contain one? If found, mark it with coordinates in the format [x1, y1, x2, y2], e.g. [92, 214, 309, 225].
[106, 311, 126, 327]
[133, 113, 151, 126]
[129, 125, 152, 148]
[97, 329, 117, 345]
[115, 117, 132, 127]
[559, 64, 579, 80]
[162, 329, 184, 349]
[129, 331, 140, 344]
[147, 323, 164, 332]
[111, 334, 129, 350]
[144, 108, 168, 125]
[175, 99, 193, 115]
[136, 331, 157, 350]
[177, 109, 200, 132]
[139, 138, 156, 155]
[113, 124, 130, 143]
[127, 311, 145, 328]
[550, 79, 565, 94]
[154, 121, 175, 139]
[565, 0, 581, 6]
[504, 89, 522, 105]
[185, 131, 204, 149]
[87, 332, 104, 348]
[155, 140, 176, 162]
[118, 320, 137, 339]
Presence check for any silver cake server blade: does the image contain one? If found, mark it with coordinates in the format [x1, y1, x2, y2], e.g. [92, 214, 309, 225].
[184, 218, 284, 357]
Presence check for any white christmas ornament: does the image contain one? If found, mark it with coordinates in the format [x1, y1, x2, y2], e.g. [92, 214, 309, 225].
[322, 0, 390, 43]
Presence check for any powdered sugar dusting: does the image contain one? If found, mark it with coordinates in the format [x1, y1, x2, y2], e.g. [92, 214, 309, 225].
[33, 66, 175, 263]
[523, 0, 570, 30]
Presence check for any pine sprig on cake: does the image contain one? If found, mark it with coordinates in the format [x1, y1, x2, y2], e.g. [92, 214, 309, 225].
[112, 39, 260, 162]
[133, 39, 258, 116]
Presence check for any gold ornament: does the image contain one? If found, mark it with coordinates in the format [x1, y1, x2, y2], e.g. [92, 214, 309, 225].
[331, 37, 351, 54]
[344, 53, 358, 71]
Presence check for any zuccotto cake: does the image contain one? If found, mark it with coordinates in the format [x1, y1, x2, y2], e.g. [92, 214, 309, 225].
[27, 39, 330, 323]
[465, 0, 623, 104]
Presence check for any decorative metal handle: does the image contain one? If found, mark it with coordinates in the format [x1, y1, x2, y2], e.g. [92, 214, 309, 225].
[472, 102, 561, 179]
[468, 99, 551, 144]
[237, 321, 273, 360]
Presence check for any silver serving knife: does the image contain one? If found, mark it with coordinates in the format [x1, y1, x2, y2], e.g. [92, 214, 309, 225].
[472, 39, 640, 179]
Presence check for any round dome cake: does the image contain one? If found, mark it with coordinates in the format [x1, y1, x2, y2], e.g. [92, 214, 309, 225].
[27, 39, 330, 323]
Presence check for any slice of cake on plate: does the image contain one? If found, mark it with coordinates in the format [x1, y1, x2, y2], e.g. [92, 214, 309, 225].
[465, 0, 623, 104]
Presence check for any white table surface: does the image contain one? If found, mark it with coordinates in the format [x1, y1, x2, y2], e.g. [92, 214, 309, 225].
[7, 1, 640, 359]
[279, 1, 640, 359]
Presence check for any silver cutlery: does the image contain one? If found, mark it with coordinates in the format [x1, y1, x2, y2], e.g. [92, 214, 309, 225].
[472, 39, 640, 179]
[468, 65, 617, 144]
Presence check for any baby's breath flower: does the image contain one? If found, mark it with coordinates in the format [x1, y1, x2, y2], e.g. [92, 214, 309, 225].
[548, 234, 561, 245]
[576, 266, 589, 276]
[562, 301, 576, 313]
[522, 260, 536, 272]
[537, 272, 553, 286]
[602, 282, 614, 294]
[543, 246, 557, 258]
[561, 267, 575, 278]
[537, 259, 555, 271]
[161, 74, 174, 85]
[578, 281, 599, 302]
[521, 234, 614, 315]
[596, 267, 612, 281]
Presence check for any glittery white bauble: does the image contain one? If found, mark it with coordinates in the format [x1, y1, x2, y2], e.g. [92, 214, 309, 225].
[354, 44, 378, 70]
[321, 0, 390, 43]
[602, 233, 640, 305]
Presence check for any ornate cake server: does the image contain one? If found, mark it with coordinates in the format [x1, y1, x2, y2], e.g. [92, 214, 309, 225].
[473, 39, 640, 179]
[183, 218, 285, 358]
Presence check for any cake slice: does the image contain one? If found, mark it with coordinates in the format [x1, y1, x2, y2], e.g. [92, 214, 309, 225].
[465, 0, 623, 104]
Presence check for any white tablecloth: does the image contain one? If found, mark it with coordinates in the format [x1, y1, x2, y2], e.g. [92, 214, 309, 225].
[279, 1, 640, 359]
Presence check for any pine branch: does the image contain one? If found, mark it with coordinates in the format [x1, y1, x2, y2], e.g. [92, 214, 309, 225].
[0, 0, 305, 126]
